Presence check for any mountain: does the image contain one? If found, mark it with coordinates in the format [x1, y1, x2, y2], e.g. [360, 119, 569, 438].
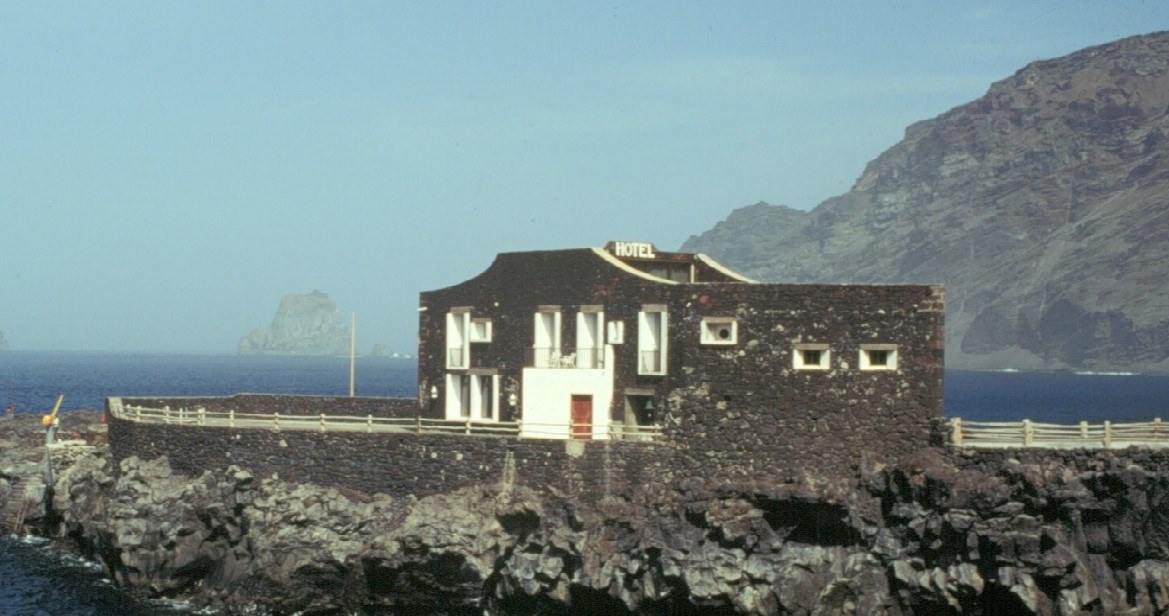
[238, 291, 350, 356]
[683, 31, 1169, 374]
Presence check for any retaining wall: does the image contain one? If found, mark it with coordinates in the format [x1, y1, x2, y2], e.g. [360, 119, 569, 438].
[107, 400, 673, 501]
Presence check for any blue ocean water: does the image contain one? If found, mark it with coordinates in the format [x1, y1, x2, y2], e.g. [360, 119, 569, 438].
[1, 352, 1168, 614]
[0, 352, 419, 414]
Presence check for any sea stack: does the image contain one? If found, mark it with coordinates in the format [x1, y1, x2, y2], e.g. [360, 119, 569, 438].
[238, 291, 349, 356]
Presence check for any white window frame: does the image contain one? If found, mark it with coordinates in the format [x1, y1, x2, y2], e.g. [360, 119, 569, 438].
[700, 317, 738, 345]
[576, 309, 605, 369]
[447, 373, 500, 421]
[859, 344, 898, 371]
[638, 307, 668, 375]
[469, 318, 493, 343]
[606, 320, 625, 344]
[793, 343, 830, 370]
[533, 309, 562, 368]
[445, 373, 471, 418]
[446, 311, 471, 369]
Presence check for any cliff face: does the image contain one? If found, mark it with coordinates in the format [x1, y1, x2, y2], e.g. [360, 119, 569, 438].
[683, 31, 1169, 373]
[238, 291, 350, 356]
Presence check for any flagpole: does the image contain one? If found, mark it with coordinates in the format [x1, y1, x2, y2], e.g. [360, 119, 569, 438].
[349, 312, 356, 397]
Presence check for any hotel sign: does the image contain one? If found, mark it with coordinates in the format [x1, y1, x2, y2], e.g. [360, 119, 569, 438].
[606, 241, 657, 259]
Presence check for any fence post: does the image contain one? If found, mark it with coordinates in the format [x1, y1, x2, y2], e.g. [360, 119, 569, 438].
[320, 413, 326, 433]
[1081, 420, 1089, 440]
[1023, 419, 1033, 447]
[367, 414, 373, 433]
[416, 414, 421, 434]
[274, 412, 280, 432]
[517, 418, 523, 439]
[951, 417, 963, 446]
[198, 407, 205, 426]
[465, 417, 471, 435]
[164, 405, 171, 424]
[135, 406, 141, 422]
[1104, 420, 1112, 448]
[229, 409, 235, 428]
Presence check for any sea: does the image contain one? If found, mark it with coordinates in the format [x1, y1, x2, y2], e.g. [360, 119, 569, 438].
[2, 351, 1169, 614]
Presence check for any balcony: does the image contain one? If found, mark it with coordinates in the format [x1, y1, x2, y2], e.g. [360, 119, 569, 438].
[527, 347, 605, 369]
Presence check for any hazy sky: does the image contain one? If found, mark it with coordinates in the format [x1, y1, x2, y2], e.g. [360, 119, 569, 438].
[2, 3, 1165, 353]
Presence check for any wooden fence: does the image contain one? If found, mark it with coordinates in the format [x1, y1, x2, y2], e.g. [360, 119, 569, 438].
[950, 417, 1169, 449]
[107, 399, 661, 442]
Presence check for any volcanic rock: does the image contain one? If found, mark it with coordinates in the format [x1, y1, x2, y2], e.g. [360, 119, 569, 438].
[238, 290, 350, 356]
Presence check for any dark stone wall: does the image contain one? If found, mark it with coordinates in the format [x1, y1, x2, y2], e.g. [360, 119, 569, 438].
[659, 283, 944, 490]
[107, 411, 674, 501]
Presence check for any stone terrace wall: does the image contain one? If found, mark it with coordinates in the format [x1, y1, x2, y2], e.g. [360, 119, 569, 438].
[121, 394, 420, 419]
[106, 412, 674, 501]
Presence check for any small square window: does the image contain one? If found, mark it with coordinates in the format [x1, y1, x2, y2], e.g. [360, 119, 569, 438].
[470, 318, 492, 343]
[860, 345, 898, 370]
[700, 317, 737, 345]
[793, 344, 830, 370]
[607, 321, 625, 344]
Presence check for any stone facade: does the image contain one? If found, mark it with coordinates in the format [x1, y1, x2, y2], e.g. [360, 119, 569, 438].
[419, 243, 944, 483]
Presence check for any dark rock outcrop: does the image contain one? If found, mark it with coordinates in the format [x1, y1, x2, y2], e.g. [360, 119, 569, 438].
[683, 31, 1169, 374]
[31, 443, 1169, 615]
[238, 290, 350, 356]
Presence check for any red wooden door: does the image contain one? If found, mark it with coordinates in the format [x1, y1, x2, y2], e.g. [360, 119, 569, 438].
[571, 395, 592, 439]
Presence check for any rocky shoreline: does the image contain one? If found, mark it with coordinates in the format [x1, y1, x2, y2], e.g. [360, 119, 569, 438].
[6, 412, 1169, 614]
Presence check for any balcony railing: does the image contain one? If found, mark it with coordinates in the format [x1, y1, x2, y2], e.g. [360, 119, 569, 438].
[527, 347, 605, 369]
[447, 347, 467, 368]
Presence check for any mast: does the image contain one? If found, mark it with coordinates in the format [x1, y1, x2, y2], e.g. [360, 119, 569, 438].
[349, 312, 356, 397]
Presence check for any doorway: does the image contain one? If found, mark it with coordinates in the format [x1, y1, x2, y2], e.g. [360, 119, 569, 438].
[570, 395, 592, 439]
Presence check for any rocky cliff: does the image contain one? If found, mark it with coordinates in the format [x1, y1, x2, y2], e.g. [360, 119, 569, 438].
[238, 291, 350, 356]
[21, 441, 1169, 615]
[683, 31, 1169, 373]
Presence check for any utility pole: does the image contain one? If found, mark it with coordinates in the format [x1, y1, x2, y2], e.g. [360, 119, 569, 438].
[349, 313, 356, 397]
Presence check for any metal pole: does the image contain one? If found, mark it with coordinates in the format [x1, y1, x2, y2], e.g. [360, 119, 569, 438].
[349, 312, 356, 397]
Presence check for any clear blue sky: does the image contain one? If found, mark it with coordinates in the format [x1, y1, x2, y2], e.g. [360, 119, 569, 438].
[2, 2, 1164, 353]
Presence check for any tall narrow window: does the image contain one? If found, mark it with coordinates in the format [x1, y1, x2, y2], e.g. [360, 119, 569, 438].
[576, 308, 605, 369]
[446, 373, 471, 418]
[446, 311, 470, 369]
[638, 306, 668, 375]
[532, 308, 561, 368]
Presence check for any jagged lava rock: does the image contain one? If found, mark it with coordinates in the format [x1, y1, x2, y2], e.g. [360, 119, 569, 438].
[36, 444, 1169, 615]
